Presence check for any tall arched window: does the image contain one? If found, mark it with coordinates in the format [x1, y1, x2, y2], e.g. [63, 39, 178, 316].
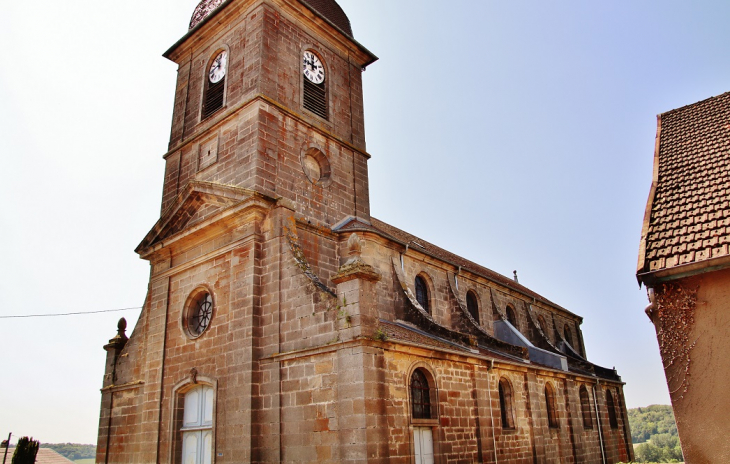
[466, 290, 479, 324]
[580, 386, 593, 429]
[410, 368, 436, 464]
[202, 49, 228, 119]
[498, 377, 515, 429]
[606, 390, 619, 429]
[537, 315, 548, 335]
[415, 275, 430, 314]
[564, 324, 574, 347]
[506, 305, 517, 328]
[411, 369, 432, 420]
[545, 383, 559, 428]
[181, 384, 214, 464]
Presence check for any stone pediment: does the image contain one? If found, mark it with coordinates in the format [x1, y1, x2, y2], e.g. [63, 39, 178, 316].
[136, 181, 273, 254]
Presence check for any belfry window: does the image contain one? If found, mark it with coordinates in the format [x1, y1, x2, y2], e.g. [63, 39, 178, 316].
[181, 385, 214, 464]
[302, 50, 328, 120]
[466, 290, 479, 324]
[202, 50, 228, 119]
[498, 377, 515, 429]
[580, 386, 593, 429]
[545, 383, 559, 428]
[415, 276, 430, 314]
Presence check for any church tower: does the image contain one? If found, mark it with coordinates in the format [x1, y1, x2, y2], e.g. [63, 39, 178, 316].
[159, 0, 376, 225]
[98, 1, 381, 463]
[99, 1, 633, 463]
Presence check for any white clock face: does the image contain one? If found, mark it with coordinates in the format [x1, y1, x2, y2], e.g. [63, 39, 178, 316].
[302, 51, 325, 84]
[208, 51, 228, 84]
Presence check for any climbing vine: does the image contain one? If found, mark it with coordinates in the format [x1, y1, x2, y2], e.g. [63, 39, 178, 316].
[654, 283, 698, 399]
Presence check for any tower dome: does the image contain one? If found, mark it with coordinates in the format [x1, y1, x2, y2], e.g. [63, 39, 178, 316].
[189, 0, 353, 37]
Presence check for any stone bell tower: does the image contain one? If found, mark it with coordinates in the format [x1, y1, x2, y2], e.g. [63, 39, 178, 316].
[159, 0, 377, 226]
[96, 1, 379, 463]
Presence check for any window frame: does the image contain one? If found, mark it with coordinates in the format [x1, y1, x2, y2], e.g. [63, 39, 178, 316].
[580, 385, 593, 429]
[498, 377, 516, 430]
[414, 274, 431, 314]
[301, 48, 329, 121]
[200, 47, 230, 121]
[606, 389, 619, 429]
[182, 286, 215, 340]
[408, 365, 439, 427]
[466, 290, 480, 324]
[169, 374, 217, 464]
[545, 382, 559, 429]
[505, 305, 518, 328]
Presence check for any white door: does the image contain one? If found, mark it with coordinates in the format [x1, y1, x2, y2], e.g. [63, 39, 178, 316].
[413, 427, 434, 464]
[181, 430, 212, 464]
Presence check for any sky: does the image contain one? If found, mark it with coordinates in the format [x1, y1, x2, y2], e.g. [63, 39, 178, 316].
[1, 0, 730, 446]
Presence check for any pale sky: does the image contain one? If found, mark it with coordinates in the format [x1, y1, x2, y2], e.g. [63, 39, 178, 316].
[2, 0, 729, 445]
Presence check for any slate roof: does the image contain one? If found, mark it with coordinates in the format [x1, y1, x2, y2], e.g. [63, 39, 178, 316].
[638, 91, 730, 280]
[337, 217, 579, 319]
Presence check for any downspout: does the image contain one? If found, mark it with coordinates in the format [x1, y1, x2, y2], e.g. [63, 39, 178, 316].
[593, 380, 607, 464]
[486, 360, 499, 464]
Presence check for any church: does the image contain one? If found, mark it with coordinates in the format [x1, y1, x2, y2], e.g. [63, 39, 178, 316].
[96, 0, 632, 462]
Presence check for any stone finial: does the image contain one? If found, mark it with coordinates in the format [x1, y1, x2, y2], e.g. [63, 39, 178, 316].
[333, 233, 380, 284]
[513, 270, 519, 283]
[117, 318, 127, 338]
[346, 233, 362, 263]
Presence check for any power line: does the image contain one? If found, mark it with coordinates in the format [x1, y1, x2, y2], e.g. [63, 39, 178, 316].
[0, 306, 142, 319]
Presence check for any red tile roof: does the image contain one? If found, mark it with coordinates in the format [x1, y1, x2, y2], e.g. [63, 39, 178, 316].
[5, 449, 74, 464]
[638, 92, 730, 279]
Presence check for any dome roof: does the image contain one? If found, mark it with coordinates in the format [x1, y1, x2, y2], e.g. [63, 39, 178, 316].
[189, 0, 352, 37]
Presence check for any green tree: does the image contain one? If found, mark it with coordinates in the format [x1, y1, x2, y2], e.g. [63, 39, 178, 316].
[11, 437, 39, 464]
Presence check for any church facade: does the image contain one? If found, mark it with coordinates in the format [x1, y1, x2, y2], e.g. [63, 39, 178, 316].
[97, 1, 632, 463]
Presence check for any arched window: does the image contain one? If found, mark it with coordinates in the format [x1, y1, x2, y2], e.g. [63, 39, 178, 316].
[545, 383, 559, 428]
[415, 275, 430, 314]
[606, 390, 619, 429]
[302, 49, 328, 120]
[537, 315, 548, 334]
[410, 368, 436, 464]
[498, 377, 515, 429]
[466, 290, 479, 324]
[202, 49, 228, 119]
[564, 324, 574, 347]
[411, 369, 433, 419]
[180, 384, 214, 464]
[506, 305, 517, 328]
[580, 386, 593, 429]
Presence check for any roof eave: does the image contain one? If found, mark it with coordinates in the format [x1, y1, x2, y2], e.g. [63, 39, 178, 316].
[637, 254, 730, 287]
[636, 113, 662, 286]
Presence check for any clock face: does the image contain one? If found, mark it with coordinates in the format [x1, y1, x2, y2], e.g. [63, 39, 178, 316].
[208, 51, 228, 84]
[302, 51, 325, 84]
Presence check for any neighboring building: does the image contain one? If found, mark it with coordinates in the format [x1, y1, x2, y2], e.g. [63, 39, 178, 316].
[97, 0, 632, 462]
[637, 91, 730, 463]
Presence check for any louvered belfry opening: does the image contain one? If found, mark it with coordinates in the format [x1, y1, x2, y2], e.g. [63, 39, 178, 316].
[303, 78, 327, 119]
[202, 79, 225, 119]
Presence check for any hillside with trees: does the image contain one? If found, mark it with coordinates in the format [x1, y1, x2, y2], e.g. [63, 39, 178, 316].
[628, 404, 683, 463]
[39, 443, 95, 461]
